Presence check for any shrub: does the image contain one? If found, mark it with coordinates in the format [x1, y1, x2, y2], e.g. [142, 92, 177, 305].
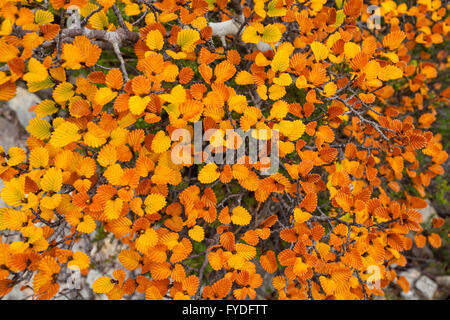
[0, 0, 448, 300]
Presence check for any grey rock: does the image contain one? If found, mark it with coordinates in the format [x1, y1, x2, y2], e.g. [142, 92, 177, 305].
[398, 269, 421, 300]
[2, 285, 27, 300]
[7, 86, 40, 128]
[2, 281, 33, 300]
[415, 275, 438, 299]
[399, 268, 421, 286]
[0, 117, 23, 151]
[401, 289, 420, 300]
[418, 199, 437, 223]
[86, 269, 103, 288]
[85, 269, 109, 300]
[435, 275, 450, 288]
[0, 115, 27, 208]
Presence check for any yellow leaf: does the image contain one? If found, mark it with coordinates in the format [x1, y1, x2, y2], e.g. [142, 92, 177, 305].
[160, 84, 186, 105]
[144, 193, 167, 215]
[177, 29, 200, 53]
[198, 163, 220, 184]
[41, 167, 62, 193]
[92, 276, 115, 293]
[273, 73, 292, 86]
[52, 82, 74, 104]
[0, 178, 25, 207]
[146, 30, 164, 51]
[261, 24, 282, 43]
[231, 206, 252, 226]
[29, 147, 49, 169]
[383, 30, 406, 50]
[23, 58, 48, 83]
[68, 251, 90, 270]
[268, 84, 286, 100]
[295, 75, 308, 89]
[49, 121, 81, 148]
[293, 257, 308, 276]
[310, 41, 329, 61]
[135, 228, 159, 253]
[364, 60, 381, 80]
[5, 147, 26, 166]
[242, 25, 262, 44]
[129, 95, 151, 115]
[268, 100, 289, 120]
[378, 65, 403, 81]
[294, 208, 312, 223]
[257, 85, 268, 100]
[271, 50, 290, 73]
[188, 226, 205, 242]
[35, 10, 54, 25]
[344, 42, 361, 59]
[235, 71, 254, 85]
[95, 87, 118, 106]
[151, 131, 171, 154]
[323, 82, 337, 97]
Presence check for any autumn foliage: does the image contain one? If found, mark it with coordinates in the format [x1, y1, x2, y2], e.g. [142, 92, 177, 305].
[0, 0, 449, 300]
